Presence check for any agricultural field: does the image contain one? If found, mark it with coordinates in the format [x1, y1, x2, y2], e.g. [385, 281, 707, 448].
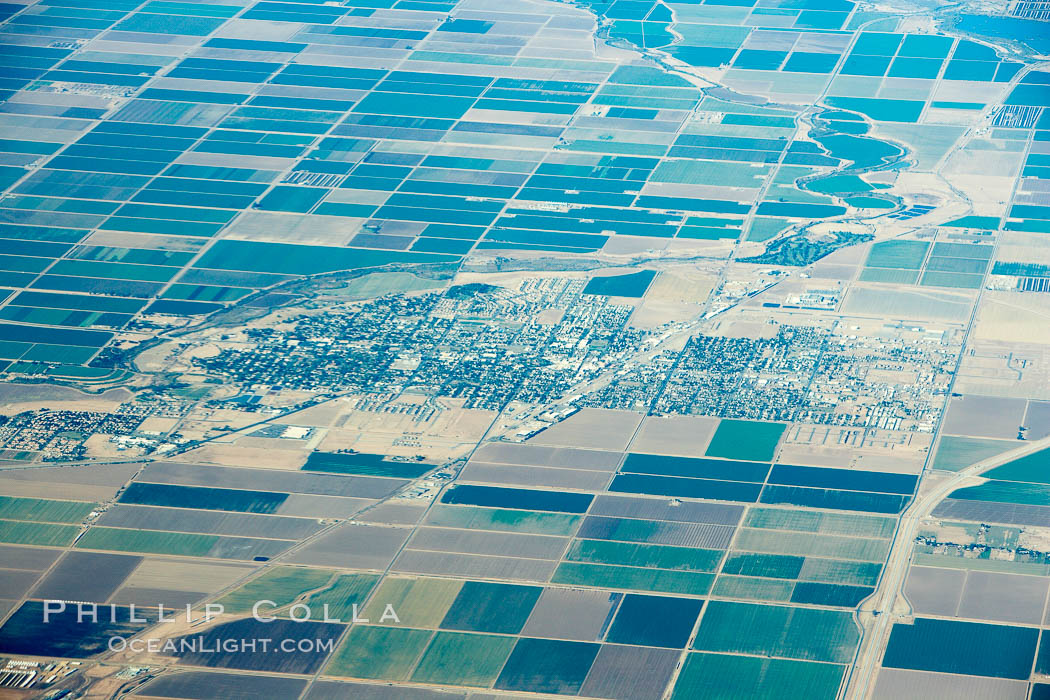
[302, 573, 381, 620]
[0, 0, 1046, 696]
[610, 448, 916, 514]
[0, 520, 79, 547]
[935, 446, 1050, 521]
[694, 601, 860, 663]
[325, 625, 433, 680]
[217, 566, 335, 614]
[882, 618, 1038, 680]
[172, 618, 344, 674]
[32, 552, 141, 603]
[931, 436, 1017, 471]
[410, 631, 516, 687]
[582, 270, 658, 298]
[360, 577, 464, 629]
[0, 0, 1027, 386]
[0, 496, 96, 523]
[672, 652, 846, 700]
[74, 528, 219, 557]
[705, 420, 788, 462]
[0, 601, 155, 658]
[861, 236, 993, 290]
[303, 451, 435, 478]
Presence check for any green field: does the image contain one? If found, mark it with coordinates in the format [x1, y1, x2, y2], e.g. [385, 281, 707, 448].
[564, 539, 723, 572]
[706, 420, 786, 461]
[652, 160, 771, 187]
[747, 217, 790, 242]
[721, 552, 803, 579]
[304, 573, 381, 619]
[439, 581, 540, 634]
[982, 446, 1050, 483]
[75, 527, 217, 556]
[943, 215, 1000, 229]
[22, 345, 97, 364]
[694, 601, 860, 663]
[920, 270, 984, 289]
[552, 562, 714, 595]
[864, 240, 929, 269]
[72, 246, 194, 267]
[332, 272, 443, 300]
[672, 653, 844, 700]
[327, 625, 433, 680]
[410, 631, 515, 687]
[948, 480, 1050, 505]
[932, 436, 1017, 472]
[47, 259, 180, 282]
[425, 504, 582, 536]
[0, 519, 79, 546]
[163, 284, 248, 302]
[929, 243, 992, 260]
[582, 270, 657, 297]
[0, 306, 125, 329]
[799, 558, 882, 586]
[733, 529, 890, 562]
[361, 576, 463, 628]
[194, 240, 455, 276]
[218, 566, 334, 614]
[745, 508, 896, 538]
[711, 575, 794, 602]
[924, 256, 988, 274]
[0, 496, 96, 523]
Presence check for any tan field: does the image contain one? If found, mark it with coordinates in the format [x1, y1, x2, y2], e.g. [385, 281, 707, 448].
[316, 398, 495, 461]
[972, 291, 1050, 345]
[121, 559, 256, 593]
[178, 443, 310, 470]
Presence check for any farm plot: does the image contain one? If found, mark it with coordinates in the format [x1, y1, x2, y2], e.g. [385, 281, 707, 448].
[360, 576, 463, 629]
[705, 419, 787, 461]
[0, 601, 155, 658]
[217, 566, 334, 614]
[439, 581, 542, 635]
[605, 594, 704, 648]
[423, 503, 582, 536]
[494, 638, 600, 695]
[172, 618, 344, 673]
[882, 617, 1038, 679]
[31, 552, 141, 603]
[694, 601, 860, 663]
[326, 625, 433, 680]
[409, 631, 515, 687]
[521, 588, 622, 641]
[672, 652, 844, 700]
[136, 672, 308, 700]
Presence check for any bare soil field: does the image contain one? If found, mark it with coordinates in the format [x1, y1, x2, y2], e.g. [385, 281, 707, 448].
[628, 415, 719, 457]
[528, 408, 643, 451]
[0, 383, 132, 415]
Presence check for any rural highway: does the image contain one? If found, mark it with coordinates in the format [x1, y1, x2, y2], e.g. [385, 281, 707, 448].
[844, 434, 1050, 699]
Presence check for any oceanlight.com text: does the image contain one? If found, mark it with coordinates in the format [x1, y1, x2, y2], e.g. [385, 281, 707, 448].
[107, 637, 336, 654]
